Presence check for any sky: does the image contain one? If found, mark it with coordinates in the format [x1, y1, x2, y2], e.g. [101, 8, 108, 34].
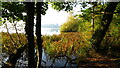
[41, 4, 69, 26]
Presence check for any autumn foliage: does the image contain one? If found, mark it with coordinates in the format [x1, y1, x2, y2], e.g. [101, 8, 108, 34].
[42, 32, 92, 59]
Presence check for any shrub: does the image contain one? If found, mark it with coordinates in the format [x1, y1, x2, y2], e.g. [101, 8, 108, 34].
[60, 15, 81, 32]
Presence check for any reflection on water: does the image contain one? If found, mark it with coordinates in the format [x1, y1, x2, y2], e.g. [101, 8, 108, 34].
[2, 51, 28, 67]
[2, 49, 78, 67]
[42, 49, 66, 66]
[42, 49, 78, 67]
[41, 28, 60, 35]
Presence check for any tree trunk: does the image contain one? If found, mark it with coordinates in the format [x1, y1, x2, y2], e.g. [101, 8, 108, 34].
[92, 2, 118, 52]
[36, 2, 43, 68]
[25, 2, 35, 68]
[2, 44, 27, 68]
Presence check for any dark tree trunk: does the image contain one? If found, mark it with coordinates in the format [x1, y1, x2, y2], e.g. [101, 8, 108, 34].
[92, 2, 118, 52]
[36, 2, 43, 68]
[2, 44, 27, 68]
[25, 2, 35, 68]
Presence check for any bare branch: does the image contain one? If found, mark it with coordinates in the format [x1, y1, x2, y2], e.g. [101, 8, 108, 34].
[5, 24, 16, 46]
[12, 22, 23, 45]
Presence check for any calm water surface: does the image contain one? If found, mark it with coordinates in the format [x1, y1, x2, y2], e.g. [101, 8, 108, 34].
[41, 28, 60, 35]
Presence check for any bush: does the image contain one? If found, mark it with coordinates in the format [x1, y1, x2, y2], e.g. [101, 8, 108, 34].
[60, 15, 81, 32]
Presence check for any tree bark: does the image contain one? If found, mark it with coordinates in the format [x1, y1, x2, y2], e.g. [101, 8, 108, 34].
[92, 2, 119, 52]
[25, 2, 35, 68]
[36, 2, 43, 68]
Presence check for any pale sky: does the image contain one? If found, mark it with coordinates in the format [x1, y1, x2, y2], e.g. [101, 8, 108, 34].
[41, 4, 69, 26]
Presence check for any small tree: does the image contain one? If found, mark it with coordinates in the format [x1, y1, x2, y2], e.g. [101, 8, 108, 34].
[60, 14, 80, 32]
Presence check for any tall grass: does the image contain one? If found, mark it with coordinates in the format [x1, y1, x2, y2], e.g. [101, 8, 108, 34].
[42, 32, 92, 59]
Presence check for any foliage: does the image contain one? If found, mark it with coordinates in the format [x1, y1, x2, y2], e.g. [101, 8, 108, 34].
[100, 13, 120, 57]
[92, 2, 120, 51]
[78, 21, 92, 32]
[2, 2, 26, 22]
[1, 2, 120, 66]
[60, 14, 80, 32]
[2, 32, 27, 54]
[2, 2, 48, 24]
[51, 2, 74, 11]
[42, 2, 120, 56]
[42, 2, 120, 59]
[42, 32, 92, 59]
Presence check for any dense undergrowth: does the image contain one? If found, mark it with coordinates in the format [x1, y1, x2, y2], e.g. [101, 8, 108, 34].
[42, 31, 119, 59]
[1, 32, 27, 54]
[42, 32, 92, 59]
[1, 24, 119, 59]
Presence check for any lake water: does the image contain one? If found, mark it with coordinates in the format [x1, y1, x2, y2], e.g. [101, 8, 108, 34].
[41, 28, 60, 35]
